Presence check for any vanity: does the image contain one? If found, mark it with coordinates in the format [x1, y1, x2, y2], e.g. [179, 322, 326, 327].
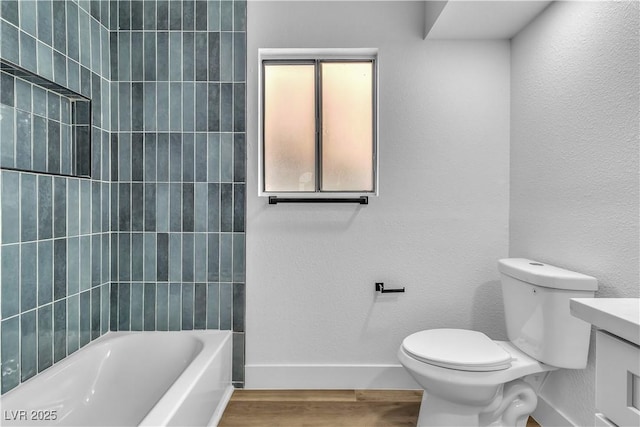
[570, 298, 640, 427]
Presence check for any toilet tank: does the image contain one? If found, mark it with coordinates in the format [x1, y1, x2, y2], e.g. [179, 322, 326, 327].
[498, 258, 597, 369]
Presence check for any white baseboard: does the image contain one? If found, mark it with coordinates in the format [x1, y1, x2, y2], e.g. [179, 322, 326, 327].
[532, 394, 576, 427]
[245, 364, 420, 390]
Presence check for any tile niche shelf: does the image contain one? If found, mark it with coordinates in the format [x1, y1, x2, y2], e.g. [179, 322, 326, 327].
[0, 59, 91, 178]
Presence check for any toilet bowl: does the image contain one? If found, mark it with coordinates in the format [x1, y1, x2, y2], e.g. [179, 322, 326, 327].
[398, 330, 555, 426]
[398, 259, 598, 427]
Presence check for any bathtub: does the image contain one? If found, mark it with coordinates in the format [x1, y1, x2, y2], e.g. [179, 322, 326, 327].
[0, 331, 233, 426]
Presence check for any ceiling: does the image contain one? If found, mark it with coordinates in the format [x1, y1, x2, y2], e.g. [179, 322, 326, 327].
[425, 0, 553, 40]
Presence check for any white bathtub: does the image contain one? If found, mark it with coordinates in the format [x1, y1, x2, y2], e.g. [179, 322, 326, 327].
[0, 331, 233, 427]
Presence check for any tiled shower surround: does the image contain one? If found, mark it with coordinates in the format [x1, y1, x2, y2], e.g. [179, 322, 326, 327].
[0, 0, 246, 394]
[109, 0, 246, 387]
[0, 0, 112, 394]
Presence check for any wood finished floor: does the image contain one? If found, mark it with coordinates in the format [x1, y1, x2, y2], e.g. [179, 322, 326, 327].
[218, 390, 542, 427]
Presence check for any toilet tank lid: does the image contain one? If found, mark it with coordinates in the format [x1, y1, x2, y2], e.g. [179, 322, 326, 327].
[498, 258, 598, 291]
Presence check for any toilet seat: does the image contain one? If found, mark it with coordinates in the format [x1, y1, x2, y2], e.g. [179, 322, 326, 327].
[402, 329, 513, 372]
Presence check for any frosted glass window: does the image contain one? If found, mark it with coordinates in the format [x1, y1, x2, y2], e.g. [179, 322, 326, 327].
[321, 62, 374, 192]
[261, 58, 376, 194]
[263, 64, 316, 192]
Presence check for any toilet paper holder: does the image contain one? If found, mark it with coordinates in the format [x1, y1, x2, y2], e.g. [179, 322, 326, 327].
[375, 282, 405, 293]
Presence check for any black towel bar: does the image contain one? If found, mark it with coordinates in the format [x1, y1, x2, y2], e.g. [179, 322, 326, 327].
[268, 196, 368, 205]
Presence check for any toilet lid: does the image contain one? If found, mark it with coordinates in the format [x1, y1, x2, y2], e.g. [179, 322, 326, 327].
[402, 329, 512, 371]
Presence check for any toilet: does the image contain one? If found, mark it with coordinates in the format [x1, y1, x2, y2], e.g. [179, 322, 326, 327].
[398, 258, 598, 427]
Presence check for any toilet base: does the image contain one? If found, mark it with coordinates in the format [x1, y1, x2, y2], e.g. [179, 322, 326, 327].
[416, 379, 537, 427]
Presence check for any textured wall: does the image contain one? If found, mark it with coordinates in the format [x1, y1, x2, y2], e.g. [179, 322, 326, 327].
[246, 1, 510, 385]
[108, 0, 247, 387]
[0, 0, 111, 394]
[510, 1, 639, 424]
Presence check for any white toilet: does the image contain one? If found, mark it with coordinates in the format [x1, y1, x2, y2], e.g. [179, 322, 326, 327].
[398, 258, 597, 427]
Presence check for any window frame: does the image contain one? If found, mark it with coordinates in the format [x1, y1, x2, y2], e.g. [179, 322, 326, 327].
[258, 48, 379, 197]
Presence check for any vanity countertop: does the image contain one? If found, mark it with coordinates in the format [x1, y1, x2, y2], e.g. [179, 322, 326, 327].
[570, 298, 640, 346]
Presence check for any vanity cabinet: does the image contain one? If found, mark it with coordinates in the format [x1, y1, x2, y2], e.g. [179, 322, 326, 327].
[570, 298, 640, 427]
[595, 330, 640, 427]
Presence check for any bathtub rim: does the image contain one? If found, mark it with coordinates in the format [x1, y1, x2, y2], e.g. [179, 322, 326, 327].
[0, 330, 226, 396]
[1, 330, 233, 427]
[138, 330, 233, 426]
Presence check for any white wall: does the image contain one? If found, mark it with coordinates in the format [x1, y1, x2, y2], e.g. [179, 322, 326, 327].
[246, 1, 511, 388]
[511, 1, 639, 425]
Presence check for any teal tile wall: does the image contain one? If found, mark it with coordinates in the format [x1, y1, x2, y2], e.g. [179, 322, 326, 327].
[0, 0, 246, 394]
[0, 0, 112, 394]
[109, 0, 246, 387]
